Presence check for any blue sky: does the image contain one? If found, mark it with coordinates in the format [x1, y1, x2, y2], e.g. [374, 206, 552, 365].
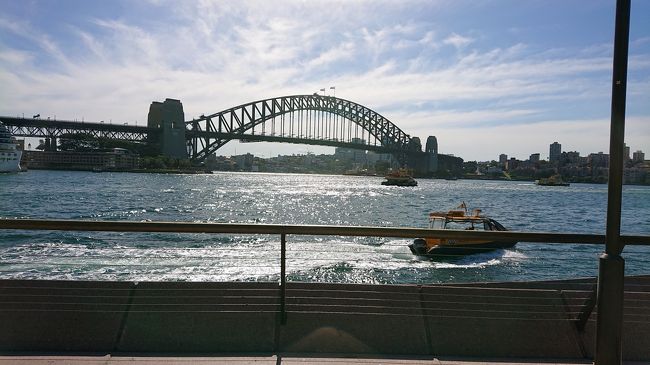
[1, 0, 649, 161]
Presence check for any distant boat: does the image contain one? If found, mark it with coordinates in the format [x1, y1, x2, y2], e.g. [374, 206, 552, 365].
[381, 168, 417, 186]
[343, 169, 377, 176]
[536, 175, 570, 186]
[0, 121, 22, 173]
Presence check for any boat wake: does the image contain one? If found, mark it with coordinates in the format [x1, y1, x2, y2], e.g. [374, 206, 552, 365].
[0, 236, 527, 284]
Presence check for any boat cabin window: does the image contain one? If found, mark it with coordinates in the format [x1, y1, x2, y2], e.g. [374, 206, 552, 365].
[428, 218, 445, 229]
[444, 220, 486, 231]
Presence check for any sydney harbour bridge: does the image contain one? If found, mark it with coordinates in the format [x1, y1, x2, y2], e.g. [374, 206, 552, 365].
[1, 94, 443, 175]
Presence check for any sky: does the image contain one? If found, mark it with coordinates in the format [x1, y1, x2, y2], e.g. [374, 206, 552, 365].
[1, 0, 649, 161]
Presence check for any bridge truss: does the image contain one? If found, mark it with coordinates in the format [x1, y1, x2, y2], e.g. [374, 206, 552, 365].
[0, 117, 152, 142]
[187, 95, 416, 161]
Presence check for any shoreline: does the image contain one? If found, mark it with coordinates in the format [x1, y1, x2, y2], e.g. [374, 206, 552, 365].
[12, 167, 650, 185]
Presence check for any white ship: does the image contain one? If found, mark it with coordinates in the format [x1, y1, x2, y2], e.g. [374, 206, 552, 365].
[0, 121, 22, 172]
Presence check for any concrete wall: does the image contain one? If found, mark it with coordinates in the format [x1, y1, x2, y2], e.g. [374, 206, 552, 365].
[1, 278, 648, 360]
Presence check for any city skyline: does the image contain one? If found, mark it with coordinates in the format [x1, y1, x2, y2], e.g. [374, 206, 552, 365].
[496, 141, 645, 164]
[1, 0, 649, 161]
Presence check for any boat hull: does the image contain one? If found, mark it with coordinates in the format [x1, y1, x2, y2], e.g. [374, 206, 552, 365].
[0, 150, 22, 173]
[536, 182, 570, 186]
[409, 238, 517, 258]
[381, 179, 417, 186]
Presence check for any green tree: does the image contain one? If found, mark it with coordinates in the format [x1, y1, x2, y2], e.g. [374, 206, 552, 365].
[58, 133, 99, 151]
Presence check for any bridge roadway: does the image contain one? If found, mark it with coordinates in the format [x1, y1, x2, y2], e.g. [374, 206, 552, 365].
[0, 116, 152, 142]
[1, 276, 649, 363]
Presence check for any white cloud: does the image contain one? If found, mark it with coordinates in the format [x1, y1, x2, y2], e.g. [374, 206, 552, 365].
[0, 48, 33, 66]
[443, 32, 473, 49]
[0, 1, 649, 161]
[0, 17, 71, 68]
[306, 42, 356, 69]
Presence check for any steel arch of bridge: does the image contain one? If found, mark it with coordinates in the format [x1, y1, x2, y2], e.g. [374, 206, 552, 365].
[186, 94, 416, 161]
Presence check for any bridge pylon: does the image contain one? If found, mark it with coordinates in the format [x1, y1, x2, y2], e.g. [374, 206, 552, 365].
[401, 136, 438, 177]
[147, 98, 187, 159]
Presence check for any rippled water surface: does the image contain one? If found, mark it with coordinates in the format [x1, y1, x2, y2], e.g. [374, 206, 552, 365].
[1, 170, 649, 283]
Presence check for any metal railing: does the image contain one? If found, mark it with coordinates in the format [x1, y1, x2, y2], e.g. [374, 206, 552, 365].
[1, 218, 649, 313]
[1, 218, 650, 358]
[1, 218, 648, 244]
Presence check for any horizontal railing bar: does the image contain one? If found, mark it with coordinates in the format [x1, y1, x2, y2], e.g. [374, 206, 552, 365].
[1, 219, 649, 245]
[0, 308, 577, 320]
[0, 293, 591, 307]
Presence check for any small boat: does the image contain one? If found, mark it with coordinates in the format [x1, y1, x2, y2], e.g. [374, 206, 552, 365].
[381, 168, 417, 186]
[536, 175, 569, 186]
[409, 203, 516, 258]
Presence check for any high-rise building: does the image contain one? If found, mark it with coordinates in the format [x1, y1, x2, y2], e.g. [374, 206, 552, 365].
[624, 144, 630, 161]
[529, 153, 540, 163]
[549, 142, 561, 163]
[563, 151, 580, 164]
[633, 150, 645, 162]
[499, 154, 507, 165]
[506, 158, 518, 170]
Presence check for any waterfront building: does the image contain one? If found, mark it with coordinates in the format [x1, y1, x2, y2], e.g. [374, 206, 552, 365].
[549, 142, 561, 163]
[506, 157, 518, 170]
[23, 149, 140, 171]
[499, 154, 507, 165]
[624, 165, 649, 184]
[529, 153, 540, 163]
[334, 138, 367, 164]
[624, 143, 630, 162]
[589, 152, 609, 169]
[560, 151, 580, 165]
[366, 151, 382, 166]
[486, 166, 503, 175]
[234, 153, 255, 171]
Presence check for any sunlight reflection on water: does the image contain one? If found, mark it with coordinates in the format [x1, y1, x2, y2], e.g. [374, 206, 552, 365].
[0, 170, 648, 283]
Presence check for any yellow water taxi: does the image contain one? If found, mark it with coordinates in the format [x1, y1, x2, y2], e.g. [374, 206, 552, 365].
[409, 203, 516, 258]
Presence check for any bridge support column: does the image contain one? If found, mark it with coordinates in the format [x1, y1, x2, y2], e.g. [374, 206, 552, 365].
[44, 137, 57, 151]
[406, 152, 437, 177]
[147, 98, 187, 159]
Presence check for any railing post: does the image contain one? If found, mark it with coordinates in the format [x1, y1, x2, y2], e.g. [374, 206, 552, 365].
[595, 0, 630, 364]
[280, 233, 287, 325]
[595, 254, 625, 364]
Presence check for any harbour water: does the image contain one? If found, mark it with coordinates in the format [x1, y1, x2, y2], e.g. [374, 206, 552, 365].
[1, 170, 649, 284]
